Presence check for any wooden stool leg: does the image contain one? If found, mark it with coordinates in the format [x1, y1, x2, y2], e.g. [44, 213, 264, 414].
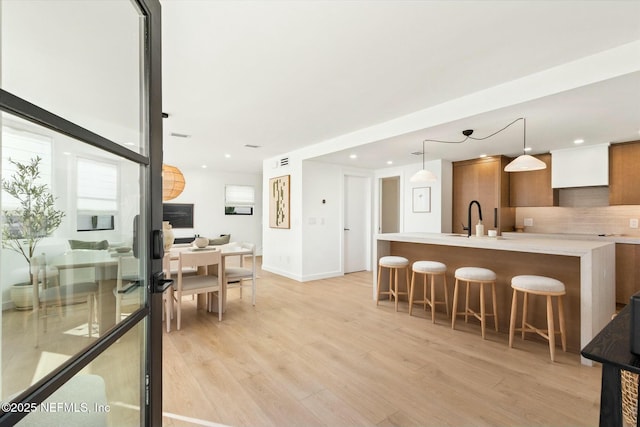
[443, 274, 449, 317]
[430, 273, 436, 323]
[509, 289, 517, 348]
[394, 268, 399, 312]
[464, 281, 470, 323]
[547, 294, 556, 362]
[423, 275, 427, 311]
[558, 294, 567, 352]
[388, 268, 393, 301]
[409, 270, 416, 315]
[451, 279, 459, 330]
[376, 264, 383, 305]
[405, 267, 410, 300]
[480, 283, 486, 339]
[521, 292, 528, 340]
[492, 282, 498, 332]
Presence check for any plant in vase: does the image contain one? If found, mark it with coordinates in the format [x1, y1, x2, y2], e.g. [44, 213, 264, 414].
[2, 157, 65, 307]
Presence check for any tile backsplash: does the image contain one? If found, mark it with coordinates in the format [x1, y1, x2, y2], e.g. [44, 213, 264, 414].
[515, 205, 640, 236]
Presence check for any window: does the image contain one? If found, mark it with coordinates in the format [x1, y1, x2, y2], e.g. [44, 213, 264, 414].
[1, 126, 53, 210]
[224, 185, 254, 215]
[77, 157, 118, 211]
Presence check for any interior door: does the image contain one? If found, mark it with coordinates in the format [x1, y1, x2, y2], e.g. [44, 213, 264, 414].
[344, 175, 369, 273]
[0, 0, 164, 425]
[380, 176, 400, 233]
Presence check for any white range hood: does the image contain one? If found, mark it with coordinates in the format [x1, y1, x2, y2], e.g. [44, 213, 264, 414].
[551, 143, 609, 188]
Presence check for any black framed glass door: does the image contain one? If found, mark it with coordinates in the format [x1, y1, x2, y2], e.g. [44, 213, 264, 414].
[0, 0, 163, 425]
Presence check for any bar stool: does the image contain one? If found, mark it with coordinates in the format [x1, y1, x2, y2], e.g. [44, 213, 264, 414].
[508, 275, 566, 362]
[409, 261, 449, 323]
[451, 267, 498, 339]
[376, 256, 410, 312]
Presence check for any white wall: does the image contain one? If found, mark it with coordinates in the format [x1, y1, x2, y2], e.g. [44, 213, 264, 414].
[167, 167, 263, 253]
[374, 159, 452, 235]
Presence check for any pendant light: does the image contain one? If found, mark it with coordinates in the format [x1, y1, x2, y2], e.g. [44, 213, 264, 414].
[504, 118, 546, 172]
[162, 163, 186, 201]
[410, 140, 437, 182]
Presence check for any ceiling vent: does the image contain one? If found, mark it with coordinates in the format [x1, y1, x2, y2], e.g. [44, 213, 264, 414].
[244, 144, 261, 148]
[280, 157, 289, 167]
[411, 151, 423, 156]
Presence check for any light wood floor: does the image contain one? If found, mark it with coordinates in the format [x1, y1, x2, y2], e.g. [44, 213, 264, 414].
[162, 261, 602, 427]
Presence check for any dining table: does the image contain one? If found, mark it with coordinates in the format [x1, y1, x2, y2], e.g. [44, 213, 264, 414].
[163, 244, 253, 314]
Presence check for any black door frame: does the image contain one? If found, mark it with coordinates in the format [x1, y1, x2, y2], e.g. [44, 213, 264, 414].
[0, 0, 164, 425]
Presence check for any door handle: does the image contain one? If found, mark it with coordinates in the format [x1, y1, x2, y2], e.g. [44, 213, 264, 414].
[118, 280, 142, 294]
[152, 271, 173, 293]
[344, 228, 350, 231]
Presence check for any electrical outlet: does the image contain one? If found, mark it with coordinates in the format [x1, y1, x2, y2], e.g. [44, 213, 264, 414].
[524, 217, 534, 227]
[630, 218, 639, 229]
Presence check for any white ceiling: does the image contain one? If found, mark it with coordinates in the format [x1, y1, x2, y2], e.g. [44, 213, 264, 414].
[161, 1, 640, 174]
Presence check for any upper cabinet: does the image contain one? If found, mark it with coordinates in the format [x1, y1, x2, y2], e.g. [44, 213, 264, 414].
[509, 153, 558, 207]
[551, 143, 609, 188]
[609, 140, 640, 205]
[452, 156, 514, 234]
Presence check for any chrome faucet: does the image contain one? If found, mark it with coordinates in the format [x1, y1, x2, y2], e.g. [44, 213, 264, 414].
[464, 200, 483, 237]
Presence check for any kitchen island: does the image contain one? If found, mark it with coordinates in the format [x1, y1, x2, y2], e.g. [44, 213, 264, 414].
[375, 233, 615, 365]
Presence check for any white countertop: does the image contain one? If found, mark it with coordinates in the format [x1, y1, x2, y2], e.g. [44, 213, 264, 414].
[376, 232, 614, 256]
[502, 231, 640, 245]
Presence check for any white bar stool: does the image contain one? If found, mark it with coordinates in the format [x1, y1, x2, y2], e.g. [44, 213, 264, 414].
[376, 256, 410, 312]
[451, 267, 498, 339]
[409, 261, 449, 323]
[508, 275, 567, 362]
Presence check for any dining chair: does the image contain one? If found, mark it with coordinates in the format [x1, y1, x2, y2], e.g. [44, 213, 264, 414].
[223, 242, 257, 306]
[30, 254, 98, 347]
[175, 250, 222, 330]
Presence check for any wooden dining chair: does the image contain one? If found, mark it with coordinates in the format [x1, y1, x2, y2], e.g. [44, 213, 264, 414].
[223, 242, 257, 306]
[175, 250, 222, 330]
[30, 254, 98, 347]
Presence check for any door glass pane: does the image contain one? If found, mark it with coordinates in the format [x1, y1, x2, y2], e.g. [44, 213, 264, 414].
[0, 111, 147, 401]
[14, 320, 145, 426]
[0, 0, 145, 154]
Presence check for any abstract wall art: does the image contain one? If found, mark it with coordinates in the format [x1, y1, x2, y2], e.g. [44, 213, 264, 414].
[269, 174, 290, 228]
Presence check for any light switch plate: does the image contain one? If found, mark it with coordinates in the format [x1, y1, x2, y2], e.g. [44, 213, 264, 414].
[524, 217, 534, 227]
[630, 218, 639, 229]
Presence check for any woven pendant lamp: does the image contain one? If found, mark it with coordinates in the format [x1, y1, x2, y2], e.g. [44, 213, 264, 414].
[162, 164, 185, 201]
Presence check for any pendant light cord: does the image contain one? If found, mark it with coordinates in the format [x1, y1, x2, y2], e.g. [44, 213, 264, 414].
[422, 117, 524, 145]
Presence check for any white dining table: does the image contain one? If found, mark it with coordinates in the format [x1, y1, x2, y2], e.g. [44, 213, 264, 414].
[163, 245, 252, 314]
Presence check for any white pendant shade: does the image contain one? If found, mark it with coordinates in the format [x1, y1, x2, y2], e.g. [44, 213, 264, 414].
[410, 169, 437, 182]
[504, 154, 547, 172]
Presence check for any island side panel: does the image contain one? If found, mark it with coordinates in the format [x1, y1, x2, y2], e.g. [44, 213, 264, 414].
[388, 241, 582, 352]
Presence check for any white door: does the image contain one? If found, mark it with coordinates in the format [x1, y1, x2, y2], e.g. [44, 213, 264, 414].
[344, 175, 369, 273]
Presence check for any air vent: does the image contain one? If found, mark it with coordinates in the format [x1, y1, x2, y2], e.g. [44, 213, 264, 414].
[411, 151, 423, 156]
[170, 132, 191, 138]
[280, 157, 289, 167]
[244, 144, 261, 149]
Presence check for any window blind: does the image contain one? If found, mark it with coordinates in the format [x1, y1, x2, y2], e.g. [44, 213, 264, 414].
[77, 157, 118, 211]
[225, 185, 255, 206]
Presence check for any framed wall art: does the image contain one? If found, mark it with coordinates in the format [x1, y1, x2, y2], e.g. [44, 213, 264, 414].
[412, 186, 431, 213]
[269, 174, 290, 228]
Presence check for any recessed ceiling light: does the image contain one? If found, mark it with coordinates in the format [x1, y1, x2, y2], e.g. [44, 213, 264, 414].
[63, 152, 71, 156]
[574, 139, 584, 144]
[125, 142, 136, 147]
[224, 154, 231, 158]
[349, 154, 357, 159]
[201, 165, 207, 169]
[524, 147, 532, 152]
[386, 160, 393, 165]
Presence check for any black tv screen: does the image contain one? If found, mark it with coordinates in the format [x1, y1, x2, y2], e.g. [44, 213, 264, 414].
[163, 203, 194, 228]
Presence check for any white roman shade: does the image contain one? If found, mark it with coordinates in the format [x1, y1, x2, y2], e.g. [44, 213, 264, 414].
[225, 185, 255, 207]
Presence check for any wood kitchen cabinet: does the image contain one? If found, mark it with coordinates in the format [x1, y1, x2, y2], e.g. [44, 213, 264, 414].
[610, 140, 640, 205]
[452, 156, 515, 234]
[616, 243, 640, 305]
[509, 153, 559, 207]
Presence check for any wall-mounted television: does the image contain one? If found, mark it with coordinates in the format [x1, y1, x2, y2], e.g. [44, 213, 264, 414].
[163, 203, 194, 228]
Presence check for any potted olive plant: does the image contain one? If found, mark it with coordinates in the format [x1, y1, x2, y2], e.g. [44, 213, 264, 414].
[2, 156, 65, 309]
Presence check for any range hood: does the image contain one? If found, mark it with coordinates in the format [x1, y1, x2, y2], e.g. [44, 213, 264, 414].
[551, 143, 609, 188]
